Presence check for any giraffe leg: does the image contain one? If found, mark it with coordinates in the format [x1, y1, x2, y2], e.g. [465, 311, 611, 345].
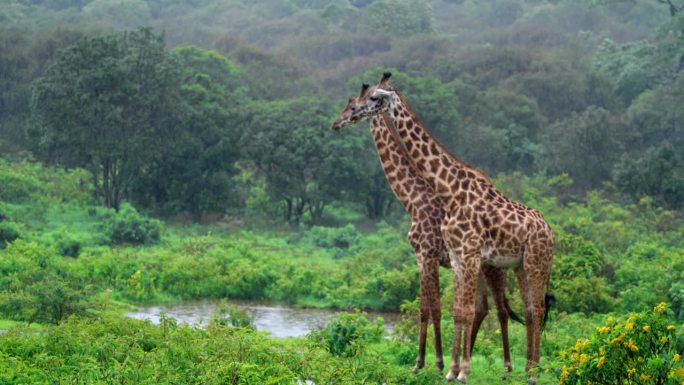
[454, 250, 481, 384]
[428, 257, 445, 372]
[413, 256, 431, 373]
[483, 265, 513, 375]
[445, 254, 461, 382]
[468, 273, 488, 357]
[518, 247, 551, 385]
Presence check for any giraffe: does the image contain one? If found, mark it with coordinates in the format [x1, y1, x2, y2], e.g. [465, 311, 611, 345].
[355, 73, 555, 384]
[331, 83, 523, 375]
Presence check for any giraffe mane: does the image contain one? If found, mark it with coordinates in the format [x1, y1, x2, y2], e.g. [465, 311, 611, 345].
[389, 87, 494, 185]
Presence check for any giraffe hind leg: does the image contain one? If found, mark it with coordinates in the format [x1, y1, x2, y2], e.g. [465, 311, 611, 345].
[483, 265, 513, 375]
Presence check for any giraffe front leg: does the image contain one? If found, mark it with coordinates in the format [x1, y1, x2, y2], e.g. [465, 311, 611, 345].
[517, 260, 548, 385]
[454, 252, 481, 384]
[413, 258, 431, 373]
[427, 257, 445, 372]
[445, 252, 462, 382]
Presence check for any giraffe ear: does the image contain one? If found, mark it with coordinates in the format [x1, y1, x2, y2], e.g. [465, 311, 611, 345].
[371, 88, 393, 100]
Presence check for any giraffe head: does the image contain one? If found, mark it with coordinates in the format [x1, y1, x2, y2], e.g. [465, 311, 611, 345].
[331, 72, 398, 131]
[331, 82, 376, 131]
[349, 72, 400, 122]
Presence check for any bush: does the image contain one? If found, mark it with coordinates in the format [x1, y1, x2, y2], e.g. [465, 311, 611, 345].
[0, 221, 21, 248]
[309, 311, 383, 357]
[211, 302, 255, 329]
[558, 303, 684, 385]
[304, 224, 360, 259]
[105, 203, 163, 245]
[0, 240, 91, 323]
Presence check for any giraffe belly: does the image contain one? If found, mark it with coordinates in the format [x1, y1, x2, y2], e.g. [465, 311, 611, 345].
[481, 247, 521, 268]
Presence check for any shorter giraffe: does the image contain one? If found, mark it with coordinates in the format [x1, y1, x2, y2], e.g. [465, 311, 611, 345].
[331, 83, 522, 374]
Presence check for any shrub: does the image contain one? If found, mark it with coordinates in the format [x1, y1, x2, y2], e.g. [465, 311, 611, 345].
[309, 311, 383, 357]
[304, 224, 360, 259]
[211, 302, 255, 329]
[552, 233, 614, 314]
[105, 203, 163, 245]
[558, 303, 684, 385]
[0, 221, 21, 248]
[0, 240, 91, 323]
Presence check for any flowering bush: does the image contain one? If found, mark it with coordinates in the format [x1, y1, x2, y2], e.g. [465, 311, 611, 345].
[559, 302, 683, 385]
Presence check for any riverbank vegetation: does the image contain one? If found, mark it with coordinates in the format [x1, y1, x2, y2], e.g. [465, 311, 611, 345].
[2, 155, 684, 383]
[2, 0, 684, 383]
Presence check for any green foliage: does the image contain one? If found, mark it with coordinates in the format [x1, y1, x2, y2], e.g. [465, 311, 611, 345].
[30, 28, 182, 211]
[360, 0, 434, 36]
[302, 223, 360, 258]
[238, 97, 368, 224]
[0, 240, 91, 324]
[104, 203, 162, 245]
[543, 106, 626, 190]
[211, 302, 255, 329]
[558, 303, 684, 385]
[309, 311, 383, 357]
[0, 221, 21, 249]
[133, 45, 249, 218]
[0, 315, 299, 385]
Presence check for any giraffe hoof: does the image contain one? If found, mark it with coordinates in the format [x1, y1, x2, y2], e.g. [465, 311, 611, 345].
[436, 360, 445, 372]
[456, 371, 468, 384]
[445, 370, 457, 382]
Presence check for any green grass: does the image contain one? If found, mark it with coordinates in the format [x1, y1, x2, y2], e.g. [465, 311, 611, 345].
[0, 319, 43, 330]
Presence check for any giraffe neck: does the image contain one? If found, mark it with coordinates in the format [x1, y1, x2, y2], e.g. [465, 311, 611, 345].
[384, 90, 492, 203]
[369, 114, 433, 213]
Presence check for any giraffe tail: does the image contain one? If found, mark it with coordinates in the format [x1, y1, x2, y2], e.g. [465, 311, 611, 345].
[504, 297, 525, 325]
[542, 292, 556, 329]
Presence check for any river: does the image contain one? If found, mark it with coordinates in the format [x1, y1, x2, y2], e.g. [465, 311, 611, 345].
[124, 300, 402, 338]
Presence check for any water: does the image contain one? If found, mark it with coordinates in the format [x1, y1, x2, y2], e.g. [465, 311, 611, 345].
[124, 300, 401, 338]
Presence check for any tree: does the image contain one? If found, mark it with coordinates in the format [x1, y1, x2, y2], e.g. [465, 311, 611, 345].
[30, 28, 182, 211]
[614, 143, 684, 208]
[0, 28, 85, 154]
[238, 97, 366, 224]
[131, 45, 249, 219]
[542, 106, 626, 190]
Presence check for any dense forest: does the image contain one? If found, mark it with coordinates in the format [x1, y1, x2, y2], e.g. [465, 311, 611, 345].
[1, 0, 684, 384]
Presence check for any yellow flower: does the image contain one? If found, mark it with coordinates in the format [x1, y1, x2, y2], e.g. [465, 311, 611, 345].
[667, 324, 676, 331]
[628, 368, 636, 377]
[661, 336, 669, 344]
[624, 339, 639, 352]
[640, 374, 651, 382]
[674, 353, 681, 362]
[598, 325, 611, 334]
[654, 302, 667, 314]
[643, 325, 650, 332]
[611, 333, 625, 345]
[579, 353, 590, 365]
[597, 356, 607, 368]
[561, 367, 570, 378]
[625, 321, 634, 330]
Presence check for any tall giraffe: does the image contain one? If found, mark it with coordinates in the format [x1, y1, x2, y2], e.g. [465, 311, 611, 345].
[357, 73, 555, 384]
[331, 83, 522, 375]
